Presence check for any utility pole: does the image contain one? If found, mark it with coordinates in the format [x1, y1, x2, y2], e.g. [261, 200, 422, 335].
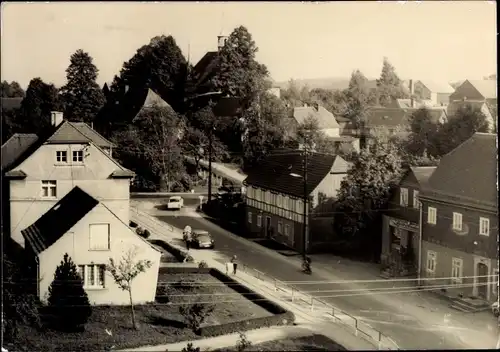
[208, 125, 214, 202]
[302, 138, 309, 259]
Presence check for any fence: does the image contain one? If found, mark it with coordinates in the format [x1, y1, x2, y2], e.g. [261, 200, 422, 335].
[130, 206, 399, 350]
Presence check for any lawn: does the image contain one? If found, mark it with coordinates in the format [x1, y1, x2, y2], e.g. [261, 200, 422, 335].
[8, 273, 271, 352]
[216, 334, 347, 351]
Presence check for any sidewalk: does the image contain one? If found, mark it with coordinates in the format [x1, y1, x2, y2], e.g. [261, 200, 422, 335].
[130, 208, 379, 351]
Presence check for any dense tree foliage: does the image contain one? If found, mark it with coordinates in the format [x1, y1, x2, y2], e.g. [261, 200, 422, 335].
[1, 80, 25, 98]
[59, 49, 105, 123]
[376, 57, 409, 107]
[345, 70, 373, 126]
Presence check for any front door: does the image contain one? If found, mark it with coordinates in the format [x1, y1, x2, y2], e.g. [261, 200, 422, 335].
[476, 263, 488, 299]
[265, 216, 272, 239]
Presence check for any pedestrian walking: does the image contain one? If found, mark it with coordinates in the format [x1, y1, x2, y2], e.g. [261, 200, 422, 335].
[231, 255, 238, 275]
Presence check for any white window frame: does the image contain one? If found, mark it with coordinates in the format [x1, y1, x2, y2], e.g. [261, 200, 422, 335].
[452, 212, 462, 231]
[248, 211, 252, 224]
[284, 224, 290, 236]
[56, 150, 68, 163]
[246, 187, 253, 199]
[41, 180, 57, 198]
[451, 257, 463, 284]
[277, 194, 283, 208]
[265, 191, 271, 204]
[256, 189, 261, 201]
[427, 207, 437, 225]
[257, 215, 262, 228]
[89, 224, 110, 251]
[78, 264, 105, 289]
[413, 190, 420, 209]
[296, 199, 303, 213]
[72, 150, 84, 163]
[277, 221, 283, 234]
[400, 187, 409, 207]
[426, 250, 437, 274]
[479, 217, 490, 236]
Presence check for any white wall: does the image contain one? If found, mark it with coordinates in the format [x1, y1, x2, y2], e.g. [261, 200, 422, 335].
[323, 128, 340, 137]
[38, 203, 160, 305]
[311, 172, 347, 206]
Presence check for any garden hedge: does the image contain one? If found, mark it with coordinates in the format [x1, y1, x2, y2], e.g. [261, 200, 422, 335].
[158, 265, 295, 336]
[148, 239, 189, 262]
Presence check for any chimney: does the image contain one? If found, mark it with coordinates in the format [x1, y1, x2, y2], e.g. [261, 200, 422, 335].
[50, 111, 64, 127]
[410, 97, 415, 108]
[409, 79, 414, 95]
[217, 35, 228, 51]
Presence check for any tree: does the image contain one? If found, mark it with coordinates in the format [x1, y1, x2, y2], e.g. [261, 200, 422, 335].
[3, 254, 41, 341]
[436, 104, 492, 155]
[114, 104, 187, 191]
[47, 253, 92, 331]
[236, 332, 252, 352]
[59, 49, 105, 123]
[405, 107, 442, 157]
[345, 70, 371, 126]
[182, 125, 228, 170]
[376, 57, 409, 107]
[333, 137, 404, 254]
[18, 77, 62, 133]
[1, 80, 25, 98]
[107, 248, 153, 330]
[211, 26, 269, 102]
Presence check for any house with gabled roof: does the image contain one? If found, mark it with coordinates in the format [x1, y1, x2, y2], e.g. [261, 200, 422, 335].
[413, 80, 455, 106]
[381, 166, 437, 278]
[419, 133, 498, 304]
[291, 103, 340, 137]
[244, 150, 351, 253]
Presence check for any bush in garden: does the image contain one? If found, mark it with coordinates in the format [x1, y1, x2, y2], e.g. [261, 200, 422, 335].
[236, 332, 252, 351]
[198, 260, 209, 269]
[142, 229, 151, 239]
[156, 285, 169, 303]
[181, 343, 201, 352]
[179, 301, 215, 333]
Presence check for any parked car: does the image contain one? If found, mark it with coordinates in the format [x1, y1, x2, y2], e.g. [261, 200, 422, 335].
[167, 196, 184, 210]
[492, 301, 499, 317]
[191, 230, 215, 249]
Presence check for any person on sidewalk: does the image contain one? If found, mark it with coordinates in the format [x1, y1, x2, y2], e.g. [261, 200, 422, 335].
[231, 255, 238, 275]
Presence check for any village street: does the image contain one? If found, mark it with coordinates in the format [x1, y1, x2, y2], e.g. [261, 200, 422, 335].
[131, 199, 499, 350]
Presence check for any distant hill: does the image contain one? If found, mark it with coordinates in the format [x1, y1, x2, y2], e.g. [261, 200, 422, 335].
[274, 77, 378, 91]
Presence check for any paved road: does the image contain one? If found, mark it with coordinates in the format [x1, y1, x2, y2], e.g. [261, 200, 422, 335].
[149, 209, 496, 350]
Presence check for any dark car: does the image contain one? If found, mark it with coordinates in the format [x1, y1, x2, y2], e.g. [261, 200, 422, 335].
[191, 230, 215, 249]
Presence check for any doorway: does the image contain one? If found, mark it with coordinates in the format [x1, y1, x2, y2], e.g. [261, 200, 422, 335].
[476, 263, 488, 299]
[265, 216, 271, 239]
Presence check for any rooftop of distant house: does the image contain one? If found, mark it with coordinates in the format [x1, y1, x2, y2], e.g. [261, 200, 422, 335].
[292, 103, 339, 130]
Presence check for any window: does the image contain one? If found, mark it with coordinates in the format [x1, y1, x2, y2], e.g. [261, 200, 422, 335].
[400, 188, 409, 207]
[89, 224, 110, 250]
[78, 264, 105, 289]
[257, 215, 262, 227]
[277, 221, 283, 234]
[72, 150, 84, 163]
[479, 217, 490, 236]
[283, 196, 289, 210]
[246, 187, 253, 199]
[426, 251, 437, 274]
[255, 189, 261, 201]
[296, 200, 303, 213]
[56, 150, 67, 163]
[284, 224, 290, 237]
[452, 212, 463, 231]
[451, 258, 463, 283]
[41, 180, 57, 198]
[265, 191, 271, 204]
[413, 190, 420, 209]
[277, 195, 283, 208]
[248, 211, 252, 224]
[427, 207, 437, 224]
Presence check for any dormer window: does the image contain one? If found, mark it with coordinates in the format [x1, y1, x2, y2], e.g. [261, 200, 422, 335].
[56, 151, 68, 163]
[73, 150, 84, 163]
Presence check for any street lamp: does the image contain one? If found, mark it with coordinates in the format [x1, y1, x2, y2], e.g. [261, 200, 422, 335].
[290, 149, 309, 260]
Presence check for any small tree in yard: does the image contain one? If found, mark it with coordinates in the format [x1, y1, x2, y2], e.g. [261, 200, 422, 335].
[107, 248, 153, 330]
[47, 253, 92, 331]
[179, 300, 215, 332]
[236, 332, 252, 351]
[181, 343, 201, 352]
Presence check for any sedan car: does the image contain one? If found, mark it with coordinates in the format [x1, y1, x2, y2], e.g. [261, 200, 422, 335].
[191, 230, 215, 249]
[167, 196, 184, 210]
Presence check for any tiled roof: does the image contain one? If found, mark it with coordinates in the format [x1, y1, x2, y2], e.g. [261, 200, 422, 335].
[1, 97, 23, 111]
[110, 169, 136, 178]
[193, 51, 219, 89]
[367, 107, 447, 127]
[69, 122, 115, 148]
[418, 80, 455, 94]
[421, 133, 497, 207]
[21, 186, 99, 255]
[1, 133, 39, 172]
[410, 166, 437, 186]
[467, 80, 497, 99]
[293, 105, 339, 129]
[244, 150, 349, 198]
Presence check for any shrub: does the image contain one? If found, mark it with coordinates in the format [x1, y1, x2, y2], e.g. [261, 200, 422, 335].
[47, 253, 92, 331]
[129, 221, 138, 228]
[179, 301, 215, 333]
[183, 253, 195, 263]
[198, 260, 209, 269]
[156, 285, 169, 303]
[173, 279, 201, 291]
[181, 343, 201, 352]
[136, 227, 144, 236]
[142, 229, 151, 239]
[236, 332, 252, 352]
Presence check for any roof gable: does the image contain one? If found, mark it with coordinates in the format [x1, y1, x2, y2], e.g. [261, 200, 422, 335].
[244, 150, 342, 197]
[21, 186, 99, 254]
[418, 80, 455, 94]
[143, 88, 170, 108]
[450, 80, 497, 101]
[422, 133, 497, 206]
[467, 80, 497, 99]
[70, 122, 115, 148]
[1, 133, 39, 172]
[293, 105, 339, 129]
[409, 166, 437, 186]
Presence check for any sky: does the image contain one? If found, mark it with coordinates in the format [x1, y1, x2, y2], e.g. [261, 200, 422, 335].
[1, 1, 497, 89]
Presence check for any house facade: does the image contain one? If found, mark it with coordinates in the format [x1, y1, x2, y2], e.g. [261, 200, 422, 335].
[2, 112, 161, 304]
[244, 151, 350, 253]
[381, 166, 436, 277]
[419, 133, 498, 302]
[413, 80, 455, 106]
